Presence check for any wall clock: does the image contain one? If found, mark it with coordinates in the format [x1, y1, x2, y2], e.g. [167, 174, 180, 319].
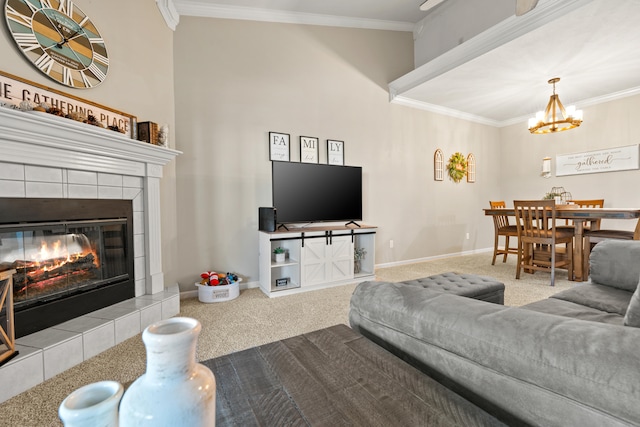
[5, 0, 108, 88]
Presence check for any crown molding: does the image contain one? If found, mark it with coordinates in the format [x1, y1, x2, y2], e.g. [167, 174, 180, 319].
[393, 83, 640, 129]
[394, 85, 640, 130]
[391, 96, 500, 127]
[156, 0, 180, 31]
[173, 1, 414, 31]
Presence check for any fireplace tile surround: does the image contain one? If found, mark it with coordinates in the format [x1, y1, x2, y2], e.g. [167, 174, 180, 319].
[0, 107, 181, 403]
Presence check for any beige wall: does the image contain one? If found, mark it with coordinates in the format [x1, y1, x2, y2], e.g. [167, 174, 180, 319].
[173, 17, 502, 290]
[7, 6, 636, 294]
[0, 1, 180, 287]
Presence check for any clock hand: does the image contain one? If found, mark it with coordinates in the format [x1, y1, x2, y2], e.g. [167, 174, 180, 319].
[55, 24, 77, 48]
[41, 12, 67, 45]
[65, 31, 86, 44]
[65, 45, 86, 66]
[56, 26, 87, 48]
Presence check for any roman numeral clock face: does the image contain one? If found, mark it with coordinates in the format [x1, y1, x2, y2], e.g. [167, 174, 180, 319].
[5, 0, 109, 88]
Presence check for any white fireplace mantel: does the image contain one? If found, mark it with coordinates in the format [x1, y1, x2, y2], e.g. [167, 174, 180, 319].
[0, 107, 181, 295]
[1, 107, 179, 177]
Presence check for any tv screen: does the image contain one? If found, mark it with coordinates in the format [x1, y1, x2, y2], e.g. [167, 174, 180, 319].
[272, 161, 362, 224]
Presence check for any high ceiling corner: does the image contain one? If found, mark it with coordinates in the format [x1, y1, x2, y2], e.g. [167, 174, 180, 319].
[166, 0, 640, 127]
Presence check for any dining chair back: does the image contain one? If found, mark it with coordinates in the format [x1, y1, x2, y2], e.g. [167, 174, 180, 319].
[489, 201, 519, 265]
[514, 199, 574, 286]
[571, 199, 605, 230]
[558, 199, 605, 229]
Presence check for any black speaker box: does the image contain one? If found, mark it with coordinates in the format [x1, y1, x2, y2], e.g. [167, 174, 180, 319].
[259, 207, 277, 232]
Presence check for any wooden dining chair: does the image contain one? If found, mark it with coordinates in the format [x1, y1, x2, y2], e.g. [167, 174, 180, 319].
[557, 199, 605, 230]
[489, 201, 519, 265]
[571, 199, 605, 230]
[514, 199, 574, 286]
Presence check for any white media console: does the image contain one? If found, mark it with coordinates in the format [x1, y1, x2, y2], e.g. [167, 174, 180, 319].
[258, 225, 376, 297]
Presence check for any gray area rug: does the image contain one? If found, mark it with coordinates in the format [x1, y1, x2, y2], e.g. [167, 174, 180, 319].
[0, 252, 574, 425]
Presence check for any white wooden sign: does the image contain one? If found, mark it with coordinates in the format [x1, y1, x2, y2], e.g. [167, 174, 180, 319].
[556, 144, 639, 176]
[0, 70, 135, 138]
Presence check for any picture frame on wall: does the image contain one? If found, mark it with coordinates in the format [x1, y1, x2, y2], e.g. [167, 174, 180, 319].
[269, 132, 290, 161]
[300, 136, 319, 163]
[327, 139, 344, 165]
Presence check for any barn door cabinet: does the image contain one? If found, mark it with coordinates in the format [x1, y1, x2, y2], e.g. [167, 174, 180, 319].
[258, 225, 376, 297]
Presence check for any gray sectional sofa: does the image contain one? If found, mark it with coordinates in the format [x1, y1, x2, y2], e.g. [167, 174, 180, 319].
[349, 240, 640, 427]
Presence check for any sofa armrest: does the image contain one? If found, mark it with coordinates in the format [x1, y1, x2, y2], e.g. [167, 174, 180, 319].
[349, 281, 640, 427]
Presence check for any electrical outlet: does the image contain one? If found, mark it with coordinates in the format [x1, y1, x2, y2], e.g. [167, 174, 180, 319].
[466, 232, 470, 240]
[389, 239, 394, 248]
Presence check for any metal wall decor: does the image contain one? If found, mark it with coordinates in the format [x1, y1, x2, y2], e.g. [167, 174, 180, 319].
[434, 149, 444, 181]
[466, 153, 476, 183]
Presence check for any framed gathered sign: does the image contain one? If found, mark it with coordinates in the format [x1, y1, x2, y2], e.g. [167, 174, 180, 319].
[269, 131, 290, 161]
[327, 139, 344, 165]
[556, 144, 639, 176]
[300, 136, 319, 163]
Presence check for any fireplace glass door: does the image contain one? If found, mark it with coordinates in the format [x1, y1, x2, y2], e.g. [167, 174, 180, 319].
[0, 219, 128, 312]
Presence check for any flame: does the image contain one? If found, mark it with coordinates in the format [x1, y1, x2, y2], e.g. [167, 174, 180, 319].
[28, 238, 97, 274]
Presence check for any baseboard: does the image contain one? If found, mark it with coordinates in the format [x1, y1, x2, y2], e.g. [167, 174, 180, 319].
[179, 249, 494, 300]
[375, 247, 493, 269]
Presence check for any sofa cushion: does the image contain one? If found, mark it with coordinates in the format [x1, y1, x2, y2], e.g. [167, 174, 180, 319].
[522, 298, 624, 325]
[624, 280, 640, 327]
[589, 240, 640, 291]
[550, 283, 632, 316]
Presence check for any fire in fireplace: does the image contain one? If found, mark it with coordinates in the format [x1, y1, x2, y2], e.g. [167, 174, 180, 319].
[0, 199, 134, 338]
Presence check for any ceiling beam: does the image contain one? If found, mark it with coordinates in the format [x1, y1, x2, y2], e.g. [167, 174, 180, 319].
[389, 0, 593, 101]
[173, 1, 415, 32]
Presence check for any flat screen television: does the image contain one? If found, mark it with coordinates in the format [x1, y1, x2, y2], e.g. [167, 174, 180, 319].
[272, 161, 362, 224]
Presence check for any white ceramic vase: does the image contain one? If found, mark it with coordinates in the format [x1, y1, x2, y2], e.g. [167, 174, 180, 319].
[58, 380, 123, 427]
[119, 317, 216, 426]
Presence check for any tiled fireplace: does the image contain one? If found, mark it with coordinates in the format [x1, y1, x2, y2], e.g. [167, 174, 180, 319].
[0, 198, 135, 338]
[0, 107, 180, 402]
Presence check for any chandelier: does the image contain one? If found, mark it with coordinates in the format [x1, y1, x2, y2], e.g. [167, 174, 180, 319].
[528, 77, 583, 134]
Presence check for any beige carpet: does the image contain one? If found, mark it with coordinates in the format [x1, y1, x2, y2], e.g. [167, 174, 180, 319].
[0, 252, 574, 426]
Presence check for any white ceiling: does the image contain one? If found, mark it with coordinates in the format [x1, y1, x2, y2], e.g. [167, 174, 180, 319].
[173, 0, 640, 126]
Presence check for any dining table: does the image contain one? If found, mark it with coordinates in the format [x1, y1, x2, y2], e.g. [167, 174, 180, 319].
[484, 206, 640, 282]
